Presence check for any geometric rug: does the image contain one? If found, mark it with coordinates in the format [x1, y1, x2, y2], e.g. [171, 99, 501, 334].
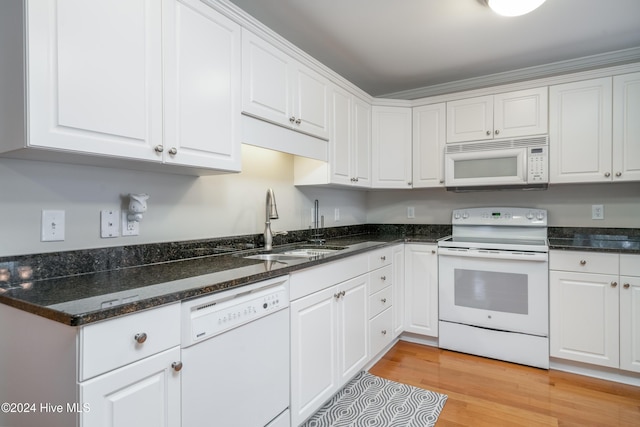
[301, 371, 448, 427]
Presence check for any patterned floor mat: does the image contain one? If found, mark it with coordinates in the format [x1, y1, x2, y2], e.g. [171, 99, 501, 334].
[302, 371, 448, 427]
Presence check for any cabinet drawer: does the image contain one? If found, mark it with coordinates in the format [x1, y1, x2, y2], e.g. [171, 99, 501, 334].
[369, 308, 393, 356]
[369, 265, 392, 294]
[369, 286, 392, 319]
[369, 247, 392, 270]
[620, 254, 640, 276]
[79, 303, 181, 381]
[550, 250, 618, 274]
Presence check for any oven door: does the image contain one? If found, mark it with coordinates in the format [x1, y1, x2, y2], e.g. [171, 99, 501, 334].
[438, 247, 548, 336]
[445, 148, 527, 187]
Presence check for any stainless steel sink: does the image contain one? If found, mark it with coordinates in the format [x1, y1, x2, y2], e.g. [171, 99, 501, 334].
[240, 245, 345, 262]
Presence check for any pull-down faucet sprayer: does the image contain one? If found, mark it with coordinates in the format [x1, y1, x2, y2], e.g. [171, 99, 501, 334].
[264, 188, 286, 251]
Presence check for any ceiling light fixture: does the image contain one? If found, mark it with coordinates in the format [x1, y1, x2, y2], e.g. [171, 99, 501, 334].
[485, 0, 546, 17]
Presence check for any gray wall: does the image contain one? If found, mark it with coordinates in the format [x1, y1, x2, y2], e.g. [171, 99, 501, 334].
[1, 146, 638, 257]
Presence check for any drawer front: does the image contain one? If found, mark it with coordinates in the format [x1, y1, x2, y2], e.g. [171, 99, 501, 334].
[369, 265, 392, 294]
[79, 303, 181, 381]
[368, 247, 392, 270]
[369, 286, 392, 319]
[550, 250, 618, 274]
[369, 308, 393, 356]
[620, 254, 640, 276]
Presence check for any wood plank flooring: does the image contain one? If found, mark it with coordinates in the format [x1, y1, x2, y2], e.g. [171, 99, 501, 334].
[369, 341, 640, 426]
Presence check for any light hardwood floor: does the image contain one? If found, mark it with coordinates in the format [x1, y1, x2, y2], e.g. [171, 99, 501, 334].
[369, 341, 640, 426]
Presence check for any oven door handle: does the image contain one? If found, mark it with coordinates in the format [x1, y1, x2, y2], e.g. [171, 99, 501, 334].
[438, 248, 548, 261]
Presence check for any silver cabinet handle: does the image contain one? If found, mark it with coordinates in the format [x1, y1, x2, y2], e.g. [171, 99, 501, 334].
[134, 333, 147, 344]
[495, 129, 500, 135]
[407, 182, 412, 186]
[580, 260, 586, 265]
[623, 283, 630, 289]
[289, 116, 296, 123]
[380, 256, 386, 261]
[611, 281, 618, 288]
[334, 292, 341, 299]
[168, 147, 177, 155]
[615, 172, 622, 177]
[381, 298, 387, 303]
[381, 330, 387, 335]
[295, 118, 301, 125]
[486, 130, 491, 136]
[154, 145, 164, 153]
[431, 250, 436, 254]
[605, 172, 611, 177]
[380, 276, 386, 281]
[171, 361, 183, 372]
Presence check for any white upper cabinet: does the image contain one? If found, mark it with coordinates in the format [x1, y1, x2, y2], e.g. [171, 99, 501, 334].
[412, 103, 446, 188]
[163, 0, 241, 171]
[0, 0, 241, 174]
[446, 87, 548, 143]
[241, 29, 330, 140]
[371, 105, 412, 188]
[613, 72, 640, 182]
[329, 86, 371, 187]
[25, 0, 163, 161]
[549, 77, 613, 183]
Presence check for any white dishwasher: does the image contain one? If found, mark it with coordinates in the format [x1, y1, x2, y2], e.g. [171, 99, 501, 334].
[181, 276, 290, 427]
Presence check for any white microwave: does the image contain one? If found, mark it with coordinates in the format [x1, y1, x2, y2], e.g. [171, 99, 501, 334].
[444, 136, 548, 191]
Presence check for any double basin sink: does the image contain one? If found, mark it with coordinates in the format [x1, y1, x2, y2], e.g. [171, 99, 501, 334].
[236, 245, 346, 262]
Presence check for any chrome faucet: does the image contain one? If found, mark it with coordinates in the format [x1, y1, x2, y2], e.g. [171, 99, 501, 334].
[308, 199, 325, 245]
[264, 188, 286, 251]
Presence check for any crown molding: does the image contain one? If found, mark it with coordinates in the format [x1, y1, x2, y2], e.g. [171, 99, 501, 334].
[383, 47, 640, 100]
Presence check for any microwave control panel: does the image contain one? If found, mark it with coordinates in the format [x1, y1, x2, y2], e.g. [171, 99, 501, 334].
[528, 146, 548, 182]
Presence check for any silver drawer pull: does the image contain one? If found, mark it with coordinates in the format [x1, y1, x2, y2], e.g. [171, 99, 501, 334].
[624, 283, 630, 289]
[134, 332, 147, 344]
[611, 281, 618, 288]
[172, 361, 183, 372]
[381, 330, 387, 335]
[380, 256, 386, 261]
[579, 260, 586, 265]
[380, 276, 386, 281]
[381, 298, 387, 304]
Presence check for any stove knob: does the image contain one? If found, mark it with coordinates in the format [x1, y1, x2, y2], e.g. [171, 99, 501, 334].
[454, 212, 461, 219]
[462, 212, 469, 219]
[526, 212, 534, 220]
[536, 212, 545, 220]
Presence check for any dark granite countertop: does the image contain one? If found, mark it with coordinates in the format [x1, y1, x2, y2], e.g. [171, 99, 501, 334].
[1, 230, 446, 327]
[548, 227, 640, 254]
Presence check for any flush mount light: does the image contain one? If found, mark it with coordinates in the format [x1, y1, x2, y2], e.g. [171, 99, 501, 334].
[485, 0, 546, 16]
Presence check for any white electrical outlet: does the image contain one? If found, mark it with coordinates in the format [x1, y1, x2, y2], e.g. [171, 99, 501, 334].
[407, 206, 415, 219]
[334, 208, 340, 221]
[41, 210, 65, 241]
[592, 204, 604, 220]
[121, 212, 140, 236]
[100, 210, 120, 238]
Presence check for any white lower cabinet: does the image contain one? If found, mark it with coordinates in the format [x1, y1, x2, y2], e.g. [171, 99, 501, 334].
[80, 347, 181, 427]
[290, 270, 369, 426]
[550, 251, 640, 373]
[404, 244, 439, 337]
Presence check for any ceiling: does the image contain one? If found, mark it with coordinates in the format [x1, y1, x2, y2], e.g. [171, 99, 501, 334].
[226, 0, 640, 98]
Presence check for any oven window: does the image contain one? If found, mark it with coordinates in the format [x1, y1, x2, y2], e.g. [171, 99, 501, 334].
[454, 157, 517, 179]
[453, 269, 528, 314]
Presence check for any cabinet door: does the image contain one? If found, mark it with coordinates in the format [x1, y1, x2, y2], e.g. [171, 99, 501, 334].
[613, 72, 640, 182]
[330, 86, 353, 186]
[392, 245, 405, 337]
[371, 106, 412, 188]
[163, 0, 241, 171]
[494, 87, 548, 138]
[27, 0, 162, 161]
[446, 95, 493, 143]
[352, 97, 372, 187]
[404, 244, 438, 337]
[549, 78, 613, 183]
[294, 64, 330, 140]
[412, 103, 446, 188]
[549, 271, 619, 368]
[241, 29, 292, 128]
[80, 347, 181, 427]
[290, 286, 338, 427]
[337, 275, 369, 383]
[620, 275, 640, 373]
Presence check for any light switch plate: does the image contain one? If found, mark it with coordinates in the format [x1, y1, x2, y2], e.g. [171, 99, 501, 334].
[41, 210, 65, 241]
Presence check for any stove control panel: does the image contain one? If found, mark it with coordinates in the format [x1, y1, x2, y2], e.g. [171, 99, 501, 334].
[452, 207, 547, 226]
